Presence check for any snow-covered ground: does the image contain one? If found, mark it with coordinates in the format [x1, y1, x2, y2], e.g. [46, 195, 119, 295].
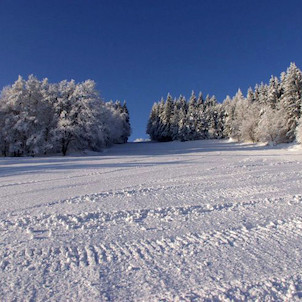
[1, 140, 302, 301]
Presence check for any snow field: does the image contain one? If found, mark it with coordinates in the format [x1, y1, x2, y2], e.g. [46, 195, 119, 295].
[0, 140, 302, 301]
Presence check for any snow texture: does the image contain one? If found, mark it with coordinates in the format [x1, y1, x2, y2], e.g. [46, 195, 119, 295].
[1, 140, 302, 301]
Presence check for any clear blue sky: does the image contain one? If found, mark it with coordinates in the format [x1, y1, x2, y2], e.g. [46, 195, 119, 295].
[0, 0, 302, 141]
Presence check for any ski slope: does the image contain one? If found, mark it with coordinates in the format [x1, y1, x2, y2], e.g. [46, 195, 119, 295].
[1, 140, 302, 301]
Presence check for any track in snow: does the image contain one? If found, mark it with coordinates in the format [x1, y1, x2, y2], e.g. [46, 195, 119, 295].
[0, 140, 302, 301]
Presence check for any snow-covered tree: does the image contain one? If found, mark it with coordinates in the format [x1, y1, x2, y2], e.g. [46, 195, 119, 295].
[204, 95, 218, 139]
[237, 88, 260, 143]
[256, 107, 288, 144]
[120, 102, 131, 143]
[0, 76, 131, 156]
[0, 76, 29, 156]
[170, 99, 180, 140]
[228, 89, 245, 141]
[146, 62, 302, 145]
[106, 100, 131, 145]
[147, 92, 221, 142]
[222, 95, 234, 138]
[296, 117, 302, 144]
[146, 102, 160, 140]
[215, 103, 225, 139]
[159, 94, 174, 141]
[267, 76, 281, 109]
[177, 106, 188, 141]
[279, 63, 302, 141]
[195, 92, 207, 139]
[186, 91, 198, 140]
[240, 102, 259, 142]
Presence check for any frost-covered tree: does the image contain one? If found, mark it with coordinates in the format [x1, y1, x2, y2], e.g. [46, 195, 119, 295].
[279, 63, 302, 141]
[0, 87, 10, 156]
[267, 76, 281, 109]
[186, 91, 198, 140]
[146, 62, 302, 145]
[0, 76, 131, 156]
[146, 102, 160, 140]
[296, 117, 302, 144]
[52, 79, 79, 155]
[240, 102, 259, 143]
[159, 94, 174, 141]
[222, 95, 234, 138]
[177, 106, 188, 141]
[147, 92, 221, 142]
[105, 101, 131, 145]
[256, 107, 288, 144]
[195, 92, 207, 139]
[120, 102, 131, 143]
[215, 103, 225, 139]
[228, 89, 245, 140]
[238, 88, 260, 143]
[22, 76, 57, 155]
[0, 76, 29, 156]
[170, 99, 180, 140]
[204, 95, 218, 139]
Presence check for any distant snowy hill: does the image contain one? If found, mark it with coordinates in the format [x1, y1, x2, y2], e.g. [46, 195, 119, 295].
[1, 140, 302, 301]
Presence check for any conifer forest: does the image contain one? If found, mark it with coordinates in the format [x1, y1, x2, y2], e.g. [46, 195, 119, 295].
[147, 63, 302, 145]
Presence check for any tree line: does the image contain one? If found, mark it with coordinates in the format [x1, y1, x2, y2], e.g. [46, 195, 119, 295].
[0, 75, 131, 156]
[147, 63, 302, 145]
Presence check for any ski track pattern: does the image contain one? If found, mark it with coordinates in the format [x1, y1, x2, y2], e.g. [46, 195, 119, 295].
[1, 209, 302, 301]
[1, 141, 302, 301]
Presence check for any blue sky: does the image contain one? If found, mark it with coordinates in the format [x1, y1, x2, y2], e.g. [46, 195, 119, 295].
[0, 0, 302, 141]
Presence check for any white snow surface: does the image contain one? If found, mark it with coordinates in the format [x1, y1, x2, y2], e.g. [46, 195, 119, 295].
[1, 140, 302, 301]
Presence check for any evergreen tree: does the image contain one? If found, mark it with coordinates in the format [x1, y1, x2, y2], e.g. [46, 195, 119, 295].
[121, 102, 131, 143]
[296, 116, 302, 144]
[177, 106, 188, 142]
[146, 62, 302, 145]
[186, 91, 198, 140]
[159, 94, 173, 141]
[170, 100, 180, 140]
[204, 95, 218, 139]
[267, 76, 281, 109]
[195, 92, 206, 139]
[146, 102, 159, 140]
[279, 62, 302, 141]
[222, 95, 233, 138]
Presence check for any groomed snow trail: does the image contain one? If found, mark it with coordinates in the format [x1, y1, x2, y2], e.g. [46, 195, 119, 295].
[1, 140, 302, 301]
